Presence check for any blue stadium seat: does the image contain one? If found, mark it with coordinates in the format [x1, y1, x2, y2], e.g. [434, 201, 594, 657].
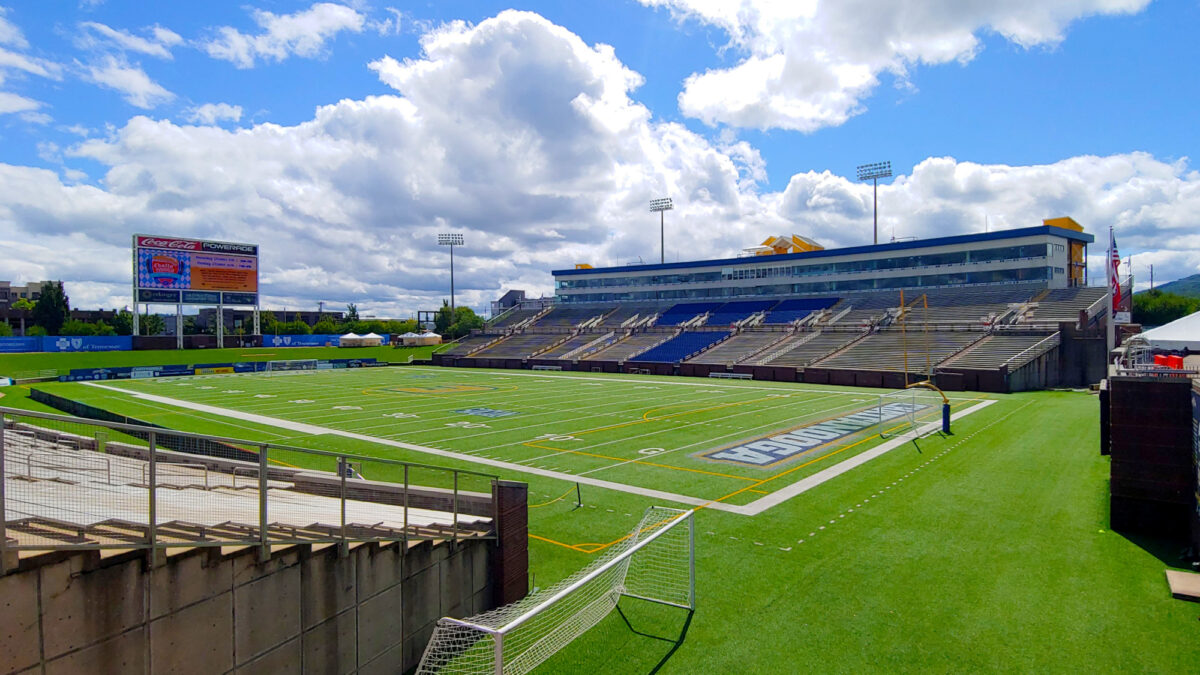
[630, 331, 731, 362]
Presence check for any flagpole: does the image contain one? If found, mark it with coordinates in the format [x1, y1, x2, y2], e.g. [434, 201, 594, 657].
[1105, 226, 1115, 368]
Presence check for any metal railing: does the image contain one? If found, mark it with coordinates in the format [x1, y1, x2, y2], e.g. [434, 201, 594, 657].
[1, 406, 499, 571]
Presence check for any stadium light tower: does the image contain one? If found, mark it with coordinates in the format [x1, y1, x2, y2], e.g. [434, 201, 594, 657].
[437, 233, 464, 316]
[649, 197, 674, 264]
[856, 161, 892, 245]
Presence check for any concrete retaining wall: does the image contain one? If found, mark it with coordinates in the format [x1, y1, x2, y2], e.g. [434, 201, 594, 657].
[1, 536, 497, 675]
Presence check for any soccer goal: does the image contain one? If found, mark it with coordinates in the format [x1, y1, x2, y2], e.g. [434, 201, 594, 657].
[876, 386, 947, 439]
[416, 506, 695, 675]
[264, 359, 319, 376]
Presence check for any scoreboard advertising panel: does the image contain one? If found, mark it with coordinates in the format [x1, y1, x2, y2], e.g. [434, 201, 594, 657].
[133, 234, 258, 305]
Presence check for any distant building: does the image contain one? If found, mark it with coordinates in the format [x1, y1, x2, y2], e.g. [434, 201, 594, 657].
[491, 290, 526, 317]
[0, 280, 51, 305]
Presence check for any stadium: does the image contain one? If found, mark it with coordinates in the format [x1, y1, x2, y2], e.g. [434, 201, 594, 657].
[2, 4, 1200, 673]
[2, 213, 1198, 674]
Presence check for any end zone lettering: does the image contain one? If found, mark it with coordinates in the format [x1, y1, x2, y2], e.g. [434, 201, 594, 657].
[699, 402, 927, 467]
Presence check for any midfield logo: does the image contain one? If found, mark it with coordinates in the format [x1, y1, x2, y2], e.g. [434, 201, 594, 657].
[697, 402, 928, 467]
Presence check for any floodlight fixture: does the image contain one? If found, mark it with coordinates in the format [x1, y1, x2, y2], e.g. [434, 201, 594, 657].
[437, 233, 464, 314]
[649, 197, 674, 264]
[857, 161, 893, 245]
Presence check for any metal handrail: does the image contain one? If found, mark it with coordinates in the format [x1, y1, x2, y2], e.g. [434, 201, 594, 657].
[1, 406, 502, 565]
[0, 406, 497, 481]
[27, 452, 113, 485]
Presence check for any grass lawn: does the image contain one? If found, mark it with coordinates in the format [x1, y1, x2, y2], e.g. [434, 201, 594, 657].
[5, 366, 1197, 672]
[0, 343, 448, 378]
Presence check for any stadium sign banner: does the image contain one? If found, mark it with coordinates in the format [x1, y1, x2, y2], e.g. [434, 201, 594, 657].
[264, 334, 390, 348]
[134, 234, 259, 298]
[42, 336, 133, 353]
[138, 289, 182, 303]
[0, 337, 40, 353]
[699, 402, 928, 467]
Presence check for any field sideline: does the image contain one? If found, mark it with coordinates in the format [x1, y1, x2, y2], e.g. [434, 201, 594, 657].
[10, 366, 1200, 672]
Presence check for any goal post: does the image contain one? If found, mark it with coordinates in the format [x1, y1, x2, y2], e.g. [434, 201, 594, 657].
[264, 359, 319, 376]
[417, 506, 695, 675]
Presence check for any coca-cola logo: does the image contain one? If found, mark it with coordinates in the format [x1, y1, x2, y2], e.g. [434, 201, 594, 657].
[138, 236, 199, 251]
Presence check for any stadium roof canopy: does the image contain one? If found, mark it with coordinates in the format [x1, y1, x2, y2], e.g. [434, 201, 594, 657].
[1139, 310, 1200, 351]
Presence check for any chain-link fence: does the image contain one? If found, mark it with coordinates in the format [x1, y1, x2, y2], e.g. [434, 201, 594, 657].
[1, 406, 499, 571]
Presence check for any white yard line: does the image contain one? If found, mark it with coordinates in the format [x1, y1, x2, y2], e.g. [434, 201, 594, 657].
[83, 382, 996, 516]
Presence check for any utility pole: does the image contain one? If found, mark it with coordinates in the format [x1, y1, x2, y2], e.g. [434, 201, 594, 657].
[437, 233, 465, 315]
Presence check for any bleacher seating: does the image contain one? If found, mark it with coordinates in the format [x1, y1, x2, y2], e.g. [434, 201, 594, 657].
[828, 292, 903, 325]
[759, 331, 864, 367]
[440, 334, 496, 354]
[656, 302, 724, 326]
[490, 307, 541, 328]
[537, 333, 605, 358]
[471, 332, 562, 358]
[814, 329, 983, 372]
[762, 297, 838, 324]
[686, 331, 789, 365]
[704, 300, 778, 326]
[901, 286, 1039, 325]
[596, 305, 650, 327]
[583, 332, 669, 361]
[1027, 287, 1108, 323]
[631, 331, 731, 363]
[943, 332, 1059, 370]
[534, 305, 604, 327]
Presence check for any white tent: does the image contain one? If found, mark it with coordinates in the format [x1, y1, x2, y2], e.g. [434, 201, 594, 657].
[360, 332, 384, 347]
[1139, 310, 1200, 351]
[339, 332, 364, 347]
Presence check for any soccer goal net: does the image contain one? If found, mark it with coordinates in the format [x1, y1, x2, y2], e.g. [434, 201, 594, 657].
[877, 387, 946, 440]
[264, 359, 319, 376]
[416, 506, 695, 675]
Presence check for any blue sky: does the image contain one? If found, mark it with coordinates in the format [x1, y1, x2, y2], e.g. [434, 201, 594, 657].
[0, 1, 1196, 314]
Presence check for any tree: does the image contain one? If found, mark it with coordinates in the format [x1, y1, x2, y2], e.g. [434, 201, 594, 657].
[111, 309, 134, 336]
[0, 322, 12, 337]
[386, 319, 418, 334]
[12, 297, 34, 336]
[26, 325, 47, 337]
[278, 320, 312, 335]
[1132, 289, 1200, 327]
[260, 311, 279, 335]
[139, 313, 166, 336]
[435, 301, 483, 339]
[31, 281, 69, 335]
[346, 303, 359, 321]
[312, 317, 338, 335]
[60, 319, 96, 336]
[93, 320, 117, 336]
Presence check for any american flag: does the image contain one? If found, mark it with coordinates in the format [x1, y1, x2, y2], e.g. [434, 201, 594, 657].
[1109, 229, 1121, 310]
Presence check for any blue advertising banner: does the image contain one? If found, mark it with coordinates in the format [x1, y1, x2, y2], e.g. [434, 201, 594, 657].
[0, 337, 40, 353]
[263, 334, 339, 348]
[182, 290, 221, 304]
[222, 292, 258, 305]
[138, 289, 182, 303]
[42, 336, 133, 352]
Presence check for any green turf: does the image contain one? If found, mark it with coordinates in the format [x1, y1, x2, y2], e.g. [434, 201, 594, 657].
[4, 367, 1197, 672]
[0, 343, 448, 378]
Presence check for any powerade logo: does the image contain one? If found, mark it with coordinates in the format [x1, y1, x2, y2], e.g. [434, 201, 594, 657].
[454, 407, 519, 418]
[698, 402, 928, 467]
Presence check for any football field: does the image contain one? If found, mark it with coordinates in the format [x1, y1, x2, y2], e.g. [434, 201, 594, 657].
[17, 366, 1200, 672]
[60, 366, 989, 515]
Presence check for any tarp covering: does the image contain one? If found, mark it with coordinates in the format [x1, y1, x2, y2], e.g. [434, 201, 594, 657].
[1139, 310, 1200, 351]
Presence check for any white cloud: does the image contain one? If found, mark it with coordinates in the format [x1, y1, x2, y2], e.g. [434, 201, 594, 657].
[78, 21, 183, 59]
[184, 102, 243, 125]
[0, 90, 39, 113]
[0, 10, 1196, 315]
[84, 55, 174, 108]
[0, 7, 29, 49]
[203, 2, 366, 68]
[643, 0, 1151, 131]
